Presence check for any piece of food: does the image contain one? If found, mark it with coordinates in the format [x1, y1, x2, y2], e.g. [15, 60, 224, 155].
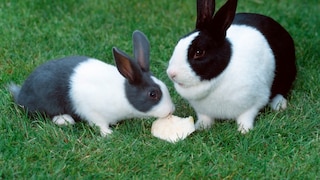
[151, 115, 195, 143]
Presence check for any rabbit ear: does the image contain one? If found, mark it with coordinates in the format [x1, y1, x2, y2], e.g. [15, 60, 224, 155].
[133, 30, 150, 72]
[211, 0, 237, 39]
[113, 47, 142, 84]
[196, 0, 215, 30]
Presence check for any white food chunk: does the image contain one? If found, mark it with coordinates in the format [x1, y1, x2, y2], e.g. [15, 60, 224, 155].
[151, 115, 195, 143]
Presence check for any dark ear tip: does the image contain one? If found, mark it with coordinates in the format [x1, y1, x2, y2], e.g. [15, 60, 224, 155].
[133, 30, 148, 41]
[133, 30, 141, 39]
[112, 47, 120, 55]
[133, 30, 142, 35]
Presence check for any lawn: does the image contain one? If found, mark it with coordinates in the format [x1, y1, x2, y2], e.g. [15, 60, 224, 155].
[0, 0, 319, 179]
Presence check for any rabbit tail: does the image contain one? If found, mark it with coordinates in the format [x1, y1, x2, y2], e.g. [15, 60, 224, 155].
[8, 83, 21, 104]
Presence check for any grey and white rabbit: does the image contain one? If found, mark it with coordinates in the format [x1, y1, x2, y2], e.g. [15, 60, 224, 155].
[9, 30, 175, 136]
[166, 0, 296, 133]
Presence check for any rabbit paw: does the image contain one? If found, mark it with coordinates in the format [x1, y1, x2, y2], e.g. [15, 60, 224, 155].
[269, 94, 287, 111]
[52, 114, 75, 125]
[195, 114, 214, 130]
[237, 124, 253, 134]
[99, 127, 113, 137]
[236, 108, 259, 134]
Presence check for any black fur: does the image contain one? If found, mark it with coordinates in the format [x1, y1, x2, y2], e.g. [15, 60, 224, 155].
[187, 0, 236, 81]
[125, 72, 162, 112]
[114, 30, 165, 113]
[14, 56, 88, 118]
[188, 0, 296, 98]
[187, 32, 231, 80]
[233, 13, 297, 98]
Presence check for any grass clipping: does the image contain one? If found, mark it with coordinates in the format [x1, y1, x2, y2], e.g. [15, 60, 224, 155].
[151, 115, 195, 143]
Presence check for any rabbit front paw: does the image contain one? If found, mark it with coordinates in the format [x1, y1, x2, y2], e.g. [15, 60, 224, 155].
[99, 127, 113, 137]
[236, 108, 258, 134]
[195, 114, 214, 130]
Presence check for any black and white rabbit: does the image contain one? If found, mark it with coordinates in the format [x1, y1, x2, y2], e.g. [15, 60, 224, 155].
[9, 30, 175, 136]
[166, 0, 296, 133]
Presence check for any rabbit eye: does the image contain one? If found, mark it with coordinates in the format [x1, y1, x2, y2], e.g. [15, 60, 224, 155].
[194, 49, 205, 59]
[148, 90, 160, 100]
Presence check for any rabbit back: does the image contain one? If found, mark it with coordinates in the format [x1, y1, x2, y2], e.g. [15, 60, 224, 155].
[14, 56, 89, 118]
[68, 58, 132, 125]
[233, 13, 296, 99]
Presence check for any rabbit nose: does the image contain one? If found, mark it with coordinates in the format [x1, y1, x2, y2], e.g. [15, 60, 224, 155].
[167, 69, 176, 79]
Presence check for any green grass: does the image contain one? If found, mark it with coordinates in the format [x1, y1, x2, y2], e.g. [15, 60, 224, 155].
[1, 0, 319, 179]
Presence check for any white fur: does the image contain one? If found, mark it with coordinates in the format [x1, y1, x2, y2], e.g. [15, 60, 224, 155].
[52, 114, 75, 125]
[167, 25, 276, 133]
[69, 59, 174, 136]
[269, 94, 287, 111]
